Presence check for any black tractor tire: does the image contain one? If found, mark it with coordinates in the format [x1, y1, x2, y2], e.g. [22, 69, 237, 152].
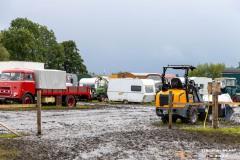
[65, 95, 76, 107]
[172, 116, 178, 123]
[98, 94, 107, 102]
[186, 106, 198, 124]
[198, 113, 206, 121]
[22, 93, 34, 104]
[161, 116, 168, 123]
[162, 116, 177, 123]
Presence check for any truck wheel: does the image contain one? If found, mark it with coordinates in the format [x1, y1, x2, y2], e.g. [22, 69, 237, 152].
[65, 95, 76, 107]
[186, 106, 198, 124]
[22, 93, 34, 104]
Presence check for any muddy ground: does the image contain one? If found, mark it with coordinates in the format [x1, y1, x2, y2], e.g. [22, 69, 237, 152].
[0, 103, 240, 160]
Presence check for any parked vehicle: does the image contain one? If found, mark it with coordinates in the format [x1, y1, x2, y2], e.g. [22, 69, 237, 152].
[0, 69, 91, 107]
[79, 76, 108, 101]
[156, 65, 234, 124]
[107, 78, 156, 103]
[219, 68, 240, 102]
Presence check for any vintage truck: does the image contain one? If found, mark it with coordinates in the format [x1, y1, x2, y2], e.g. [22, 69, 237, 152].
[0, 68, 91, 107]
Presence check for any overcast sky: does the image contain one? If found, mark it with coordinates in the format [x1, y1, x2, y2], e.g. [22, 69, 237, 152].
[1, 0, 240, 74]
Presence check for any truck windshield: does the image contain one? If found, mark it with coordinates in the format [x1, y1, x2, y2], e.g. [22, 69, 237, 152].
[1, 72, 24, 81]
[226, 79, 236, 87]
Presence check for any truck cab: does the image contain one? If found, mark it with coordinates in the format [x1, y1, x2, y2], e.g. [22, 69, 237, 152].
[0, 69, 35, 103]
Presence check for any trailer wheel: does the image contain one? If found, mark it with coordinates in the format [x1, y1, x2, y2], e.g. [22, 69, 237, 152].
[65, 95, 76, 107]
[22, 93, 34, 104]
[186, 106, 198, 124]
[123, 100, 128, 104]
[232, 95, 240, 102]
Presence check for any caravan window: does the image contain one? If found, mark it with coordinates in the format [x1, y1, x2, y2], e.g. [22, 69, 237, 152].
[131, 85, 141, 92]
[145, 86, 154, 93]
[200, 84, 204, 89]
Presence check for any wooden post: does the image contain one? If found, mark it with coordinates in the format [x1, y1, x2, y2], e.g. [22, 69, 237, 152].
[37, 90, 42, 135]
[168, 91, 173, 129]
[212, 81, 219, 129]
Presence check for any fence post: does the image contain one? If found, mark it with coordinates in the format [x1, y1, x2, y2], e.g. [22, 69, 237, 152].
[37, 90, 42, 135]
[212, 81, 219, 129]
[169, 91, 173, 129]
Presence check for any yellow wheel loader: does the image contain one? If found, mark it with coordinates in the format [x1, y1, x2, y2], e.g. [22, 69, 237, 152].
[156, 65, 205, 124]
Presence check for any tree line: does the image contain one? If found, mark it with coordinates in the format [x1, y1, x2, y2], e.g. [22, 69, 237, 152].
[189, 63, 226, 79]
[0, 18, 87, 74]
[0, 18, 237, 78]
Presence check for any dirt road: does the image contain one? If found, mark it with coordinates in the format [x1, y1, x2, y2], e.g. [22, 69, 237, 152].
[0, 104, 240, 159]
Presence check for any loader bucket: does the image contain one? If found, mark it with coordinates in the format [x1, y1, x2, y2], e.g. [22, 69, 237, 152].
[225, 105, 234, 121]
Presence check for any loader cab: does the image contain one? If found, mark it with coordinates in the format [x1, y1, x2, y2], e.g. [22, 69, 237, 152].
[159, 65, 197, 103]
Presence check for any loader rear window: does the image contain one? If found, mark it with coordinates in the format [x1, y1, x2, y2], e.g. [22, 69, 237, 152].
[131, 85, 141, 92]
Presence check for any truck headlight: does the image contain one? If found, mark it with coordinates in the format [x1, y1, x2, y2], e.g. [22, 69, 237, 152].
[13, 93, 18, 97]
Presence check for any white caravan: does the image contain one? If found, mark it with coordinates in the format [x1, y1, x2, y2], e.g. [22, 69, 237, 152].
[107, 78, 156, 103]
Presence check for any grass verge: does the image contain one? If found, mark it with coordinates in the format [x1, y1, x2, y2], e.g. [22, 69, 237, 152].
[181, 126, 240, 135]
[0, 134, 19, 139]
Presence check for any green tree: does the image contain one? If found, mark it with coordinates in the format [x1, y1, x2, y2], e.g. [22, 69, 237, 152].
[2, 28, 35, 61]
[0, 32, 9, 61]
[38, 26, 65, 70]
[189, 63, 225, 79]
[1, 18, 65, 69]
[61, 40, 87, 73]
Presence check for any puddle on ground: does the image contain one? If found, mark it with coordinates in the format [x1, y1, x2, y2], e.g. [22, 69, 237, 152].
[198, 149, 240, 160]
